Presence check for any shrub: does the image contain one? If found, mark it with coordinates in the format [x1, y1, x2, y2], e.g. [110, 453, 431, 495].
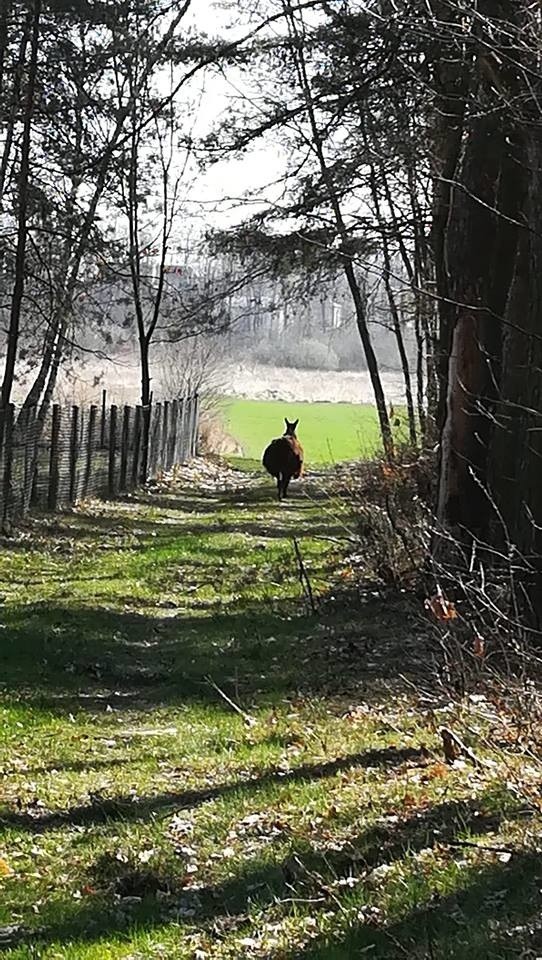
[253, 337, 340, 371]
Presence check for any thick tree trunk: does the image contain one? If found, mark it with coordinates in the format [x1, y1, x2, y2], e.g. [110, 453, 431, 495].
[489, 127, 542, 622]
[140, 336, 152, 408]
[431, 64, 470, 436]
[436, 109, 523, 535]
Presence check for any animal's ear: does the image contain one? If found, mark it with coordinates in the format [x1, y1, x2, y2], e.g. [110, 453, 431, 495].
[284, 418, 290, 428]
[293, 419, 299, 429]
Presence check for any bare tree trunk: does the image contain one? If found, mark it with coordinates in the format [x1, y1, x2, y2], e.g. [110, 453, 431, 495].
[413, 308, 426, 439]
[139, 337, 152, 408]
[283, 0, 393, 458]
[0, 0, 41, 410]
[365, 155, 417, 447]
[0, 5, 31, 208]
[406, 163, 438, 444]
[386, 280, 417, 448]
[0, 0, 10, 99]
[126, 101, 150, 406]
[431, 47, 471, 436]
[420, 293, 439, 442]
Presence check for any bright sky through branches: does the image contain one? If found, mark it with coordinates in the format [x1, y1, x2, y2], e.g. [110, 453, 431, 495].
[180, 0, 286, 230]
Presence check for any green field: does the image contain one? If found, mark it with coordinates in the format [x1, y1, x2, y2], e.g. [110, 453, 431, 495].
[221, 398, 409, 464]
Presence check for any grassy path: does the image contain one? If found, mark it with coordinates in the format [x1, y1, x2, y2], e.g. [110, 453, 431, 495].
[0, 463, 539, 958]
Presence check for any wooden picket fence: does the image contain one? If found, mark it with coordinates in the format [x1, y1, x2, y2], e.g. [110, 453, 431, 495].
[0, 393, 199, 526]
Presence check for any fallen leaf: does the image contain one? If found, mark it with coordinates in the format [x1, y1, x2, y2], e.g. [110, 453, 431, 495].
[425, 592, 457, 622]
[473, 630, 485, 659]
[425, 761, 449, 780]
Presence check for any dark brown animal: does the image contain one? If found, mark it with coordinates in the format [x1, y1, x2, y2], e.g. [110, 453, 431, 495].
[262, 418, 304, 501]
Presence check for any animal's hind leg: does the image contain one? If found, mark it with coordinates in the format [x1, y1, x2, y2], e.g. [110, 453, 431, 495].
[282, 475, 290, 499]
[276, 475, 282, 501]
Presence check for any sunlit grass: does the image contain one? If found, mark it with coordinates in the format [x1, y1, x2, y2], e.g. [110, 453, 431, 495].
[220, 398, 411, 463]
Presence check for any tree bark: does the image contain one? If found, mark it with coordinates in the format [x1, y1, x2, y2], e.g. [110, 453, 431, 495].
[430, 37, 471, 436]
[489, 126, 542, 621]
[436, 101, 523, 535]
[0, 0, 41, 410]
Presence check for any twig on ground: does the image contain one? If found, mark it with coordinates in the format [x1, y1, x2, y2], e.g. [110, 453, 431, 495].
[205, 676, 256, 727]
[446, 839, 517, 856]
[277, 896, 327, 905]
[293, 536, 317, 614]
[440, 726, 492, 767]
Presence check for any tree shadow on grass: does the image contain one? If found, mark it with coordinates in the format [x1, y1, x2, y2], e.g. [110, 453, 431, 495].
[190, 796, 509, 924]
[4, 757, 131, 776]
[112, 484, 321, 518]
[3, 795, 536, 956]
[0, 580, 406, 712]
[0, 745, 424, 834]
[0, 477, 334, 561]
[80, 493, 344, 542]
[288, 854, 542, 959]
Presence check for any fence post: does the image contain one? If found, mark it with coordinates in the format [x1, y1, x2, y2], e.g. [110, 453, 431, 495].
[69, 405, 80, 503]
[131, 405, 142, 489]
[48, 404, 62, 511]
[140, 404, 150, 484]
[168, 400, 178, 469]
[108, 404, 118, 495]
[178, 397, 187, 463]
[149, 403, 162, 478]
[1, 403, 14, 528]
[83, 404, 97, 500]
[191, 393, 199, 457]
[100, 388, 107, 448]
[175, 399, 182, 465]
[119, 404, 131, 491]
[22, 405, 37, 515]
[160, 401, 170, 475]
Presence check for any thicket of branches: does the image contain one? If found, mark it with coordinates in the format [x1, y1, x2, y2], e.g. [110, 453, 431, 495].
[0, 0, 269, 417]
